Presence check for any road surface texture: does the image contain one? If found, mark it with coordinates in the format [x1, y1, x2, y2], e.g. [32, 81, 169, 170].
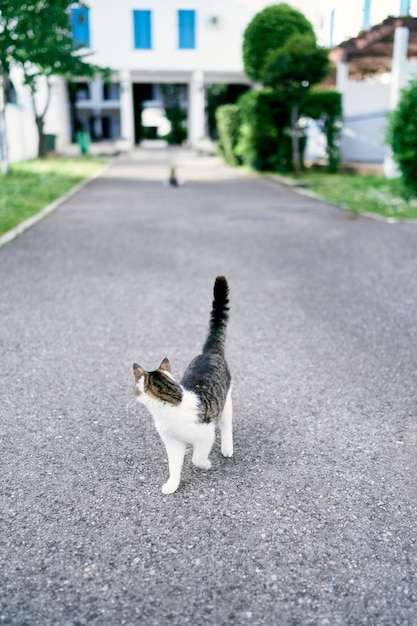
[1, 146, 416, 626]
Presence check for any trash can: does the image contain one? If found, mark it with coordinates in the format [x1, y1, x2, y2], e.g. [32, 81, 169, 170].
[44, 134, 56, 153]
[76, 131, 90, 154]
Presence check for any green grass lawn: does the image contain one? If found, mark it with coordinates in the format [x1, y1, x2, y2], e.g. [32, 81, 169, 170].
[0, 157, 106, 237]
[286, 171, 417, 220]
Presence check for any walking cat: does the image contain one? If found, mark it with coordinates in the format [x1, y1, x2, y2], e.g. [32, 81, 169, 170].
[133, 276, 233, 494]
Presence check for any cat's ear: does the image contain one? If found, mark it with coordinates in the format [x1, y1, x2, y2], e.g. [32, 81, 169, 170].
[158, 357, 171, 373]
[133, 363, 145, 381]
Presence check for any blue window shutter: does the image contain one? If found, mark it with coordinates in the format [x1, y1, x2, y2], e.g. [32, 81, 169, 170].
[133, 10, 152, 49]
[178, 10, 195, 49]
[400, 0, 410, 15]
[71, 7, 90, 48]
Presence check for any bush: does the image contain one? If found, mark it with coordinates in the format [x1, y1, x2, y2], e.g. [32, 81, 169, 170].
[386, 79, 417, 194]
[163, 125, 187, 145]
[207, 84, 250, 139]
[215, 105, 242, 165]
[235, 89, 294, 172]
[215, 89, 341, 174]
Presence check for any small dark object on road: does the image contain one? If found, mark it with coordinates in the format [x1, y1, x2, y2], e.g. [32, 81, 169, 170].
[164, 166, 183, 188]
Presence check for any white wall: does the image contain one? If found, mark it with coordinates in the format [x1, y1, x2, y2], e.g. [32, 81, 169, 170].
[6, 105, 38, 163]
[5, 68, 71, 163]
[340, 81, 390, 162]
[42, 77, 72, 152]
[87, 0, 261, 75]
[337, 57, 417, 163]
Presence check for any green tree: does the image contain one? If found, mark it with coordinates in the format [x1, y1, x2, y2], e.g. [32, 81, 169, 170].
[242, 4, 331, 174]
[0, 0, 107, 172]
[215, 104, 241, 165]
[242, 3, 314, 84]
[386, 79, 417, 195]
[263, 33, 330, 174]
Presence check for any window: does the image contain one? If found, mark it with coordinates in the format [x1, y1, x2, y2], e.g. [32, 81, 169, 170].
[103, 83, 120, 101]
[178, 10, 195, 49]
[133, 10, 152, 49]
[5, 77, 17, 105]
[71, 7, 90, 48]
[74, 82, 90, 102]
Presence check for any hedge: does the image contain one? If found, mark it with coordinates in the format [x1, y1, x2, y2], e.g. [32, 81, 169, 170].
[215, 88, 342, 173]
[386, 79, 417, 195]
[235, 89, 293, 172]
[215, 104, 242, 165]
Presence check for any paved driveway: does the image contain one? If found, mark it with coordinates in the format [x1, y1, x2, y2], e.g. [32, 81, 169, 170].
[1, 147, 416, 625]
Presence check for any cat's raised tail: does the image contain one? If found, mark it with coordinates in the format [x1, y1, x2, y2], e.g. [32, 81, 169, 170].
[202, 276, 230, 353]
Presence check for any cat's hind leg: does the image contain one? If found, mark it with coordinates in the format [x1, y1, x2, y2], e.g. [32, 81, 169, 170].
[160, 436, 186, 494]
[219, 387, 233, 457]
[192, 423, 215, 470]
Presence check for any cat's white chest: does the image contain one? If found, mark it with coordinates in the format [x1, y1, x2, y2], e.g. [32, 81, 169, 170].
[140, 388, 201, 442]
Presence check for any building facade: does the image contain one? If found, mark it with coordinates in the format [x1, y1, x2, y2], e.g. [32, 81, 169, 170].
[4, 0, 274, 162]
[70, 0, 265, 148]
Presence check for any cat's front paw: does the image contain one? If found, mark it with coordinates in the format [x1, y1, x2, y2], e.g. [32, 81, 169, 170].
[161, 479, 180, 495]
[221, 444, 233, 458]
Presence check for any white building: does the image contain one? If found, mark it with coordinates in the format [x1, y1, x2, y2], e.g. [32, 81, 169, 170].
[4, 67, 71, 163]
[4, 0, 275, 162]
[70, 0, 269, 147]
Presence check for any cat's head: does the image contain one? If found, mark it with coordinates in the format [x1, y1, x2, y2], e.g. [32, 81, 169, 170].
[133, 357, 183, 406]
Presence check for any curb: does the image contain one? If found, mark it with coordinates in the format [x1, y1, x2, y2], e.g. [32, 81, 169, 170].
[0, 162, 110, 249]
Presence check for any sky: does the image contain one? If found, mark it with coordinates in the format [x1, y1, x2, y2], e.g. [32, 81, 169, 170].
[239, 0, 417, 46]
[295, 0, 417, 45]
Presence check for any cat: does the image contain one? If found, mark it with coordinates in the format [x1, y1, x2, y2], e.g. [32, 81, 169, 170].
[133, 276, 233, 494]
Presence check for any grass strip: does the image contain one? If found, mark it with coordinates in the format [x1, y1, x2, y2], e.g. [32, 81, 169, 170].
[0, 157, 106, 237]
[289, 172, 417, 220]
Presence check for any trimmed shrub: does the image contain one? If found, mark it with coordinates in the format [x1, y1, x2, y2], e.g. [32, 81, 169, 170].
[242, 4, 315, 83]
[235, 89, 293, 172]
[207, 84, 250, 139]
[216, 88, 342, 174]
[386, 79, 417, 194]
[215, 104, 242, 165]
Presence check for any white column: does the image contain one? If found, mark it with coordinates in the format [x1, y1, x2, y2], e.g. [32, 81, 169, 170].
[390, 26, 409, 109]
[90, 80, 102, 107]
[384, 27, 409, 178]
[120, 68, 134, 147]
[336, 62, 349, 93]
[89, 80, 102, 139]
[188, 70, 205, 147]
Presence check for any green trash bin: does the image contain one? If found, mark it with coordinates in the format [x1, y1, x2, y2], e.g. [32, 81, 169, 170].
[76, 131, 90, 154]
[44, 134, 56, 153]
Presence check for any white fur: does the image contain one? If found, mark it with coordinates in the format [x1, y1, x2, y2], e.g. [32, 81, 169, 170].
[135, 378, 233, 494]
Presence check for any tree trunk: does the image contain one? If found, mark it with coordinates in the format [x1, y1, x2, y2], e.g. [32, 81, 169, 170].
[0, 71, 10, 175]
[36, 115, 46, 157]
[29, 76, 52, 158]
[291, 103, 301, 176]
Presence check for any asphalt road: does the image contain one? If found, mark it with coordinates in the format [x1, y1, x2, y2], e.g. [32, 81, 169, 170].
[1, 147, 416, 626]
